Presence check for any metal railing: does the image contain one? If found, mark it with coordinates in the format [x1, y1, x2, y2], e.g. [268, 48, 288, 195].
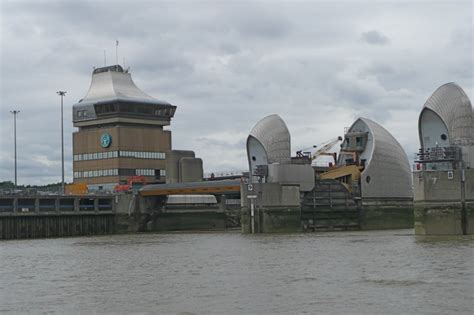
[415, 146, 461, 163]
[203, 171, 245, 179]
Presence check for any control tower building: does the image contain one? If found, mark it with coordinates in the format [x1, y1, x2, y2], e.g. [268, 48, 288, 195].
[72, 65, 176, 190]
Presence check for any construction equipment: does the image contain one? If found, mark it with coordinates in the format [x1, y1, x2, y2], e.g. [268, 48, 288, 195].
[319, 138, 366, 194]
[296, 137, 343, 165]
[113, 176, 147, 193]
[311, 136, 343, 162]
[65, 183, 88, 195]
[319, 164, 364, 192]
[296, 145, 317, 158]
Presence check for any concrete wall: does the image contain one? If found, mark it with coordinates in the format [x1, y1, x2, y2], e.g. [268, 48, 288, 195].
[165, 150, 195, 184]
[165, 150, 204, 184]
[414, 170, 462, 201]
[146, 212, 226, 231]
[414, 169, 474, 234]
[0, 214, 114, 240]
[267, 164, 315, 192]
[241, 182, 302, 233]
[461, 145, 474, 168]
[179, 157, 203, 182]
[241, 183, 300, 208]
[361, 198, 414, 230]
[414, 202, 464, 235]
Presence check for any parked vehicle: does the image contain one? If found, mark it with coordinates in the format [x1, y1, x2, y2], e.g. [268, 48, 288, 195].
[113, 176, 147, 193]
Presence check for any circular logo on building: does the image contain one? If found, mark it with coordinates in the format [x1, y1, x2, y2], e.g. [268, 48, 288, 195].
[100, 133, 112, 148]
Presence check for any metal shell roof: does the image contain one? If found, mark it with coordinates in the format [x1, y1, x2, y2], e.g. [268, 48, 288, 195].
[74, 65, 171, 107]
[351, 117, 413, 199]
[248, 114, 291, 164]
[419, 82, 473, 145]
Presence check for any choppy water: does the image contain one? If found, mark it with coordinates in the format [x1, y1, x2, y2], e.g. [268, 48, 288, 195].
[1, 230, 473, 314]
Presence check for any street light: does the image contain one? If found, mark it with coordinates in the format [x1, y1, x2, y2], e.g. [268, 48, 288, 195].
[57, 91, 67, 194]
[10, 110, 20, 189]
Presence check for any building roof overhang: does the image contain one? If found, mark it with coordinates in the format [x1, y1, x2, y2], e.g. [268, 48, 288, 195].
[73, 64, 172, 108]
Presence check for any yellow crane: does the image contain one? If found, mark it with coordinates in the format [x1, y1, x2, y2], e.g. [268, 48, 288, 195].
[317, 135, 365, 193]
[297, 137, 364, 193]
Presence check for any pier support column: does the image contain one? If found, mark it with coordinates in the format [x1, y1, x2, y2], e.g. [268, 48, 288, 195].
[34, 198, 40, 213]
[74, 198, 80, 212]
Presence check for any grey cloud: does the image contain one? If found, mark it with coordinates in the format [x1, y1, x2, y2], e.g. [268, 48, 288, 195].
[219, 42, 241, 55]
[361, 30, 390, 45]
[364, 63, 395, 76]
[195, 136, 246, 151]
[234, 14, 292, 39]
[1, 1, 472, 184]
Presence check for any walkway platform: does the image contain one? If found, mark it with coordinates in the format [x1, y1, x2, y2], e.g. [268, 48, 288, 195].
[139, 180, 241, 196]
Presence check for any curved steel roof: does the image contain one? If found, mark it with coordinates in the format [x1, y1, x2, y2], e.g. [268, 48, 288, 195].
[419, 82, 473, 145]
[75, 65, 170, 106]
[350, 117, 413, 199]
[248, 114, 291, 164]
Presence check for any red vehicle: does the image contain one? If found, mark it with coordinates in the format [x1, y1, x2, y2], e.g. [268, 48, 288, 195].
[113, 176, 147, 193]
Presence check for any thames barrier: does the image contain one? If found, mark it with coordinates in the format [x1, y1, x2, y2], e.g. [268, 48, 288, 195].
[1, 64, 473, 239]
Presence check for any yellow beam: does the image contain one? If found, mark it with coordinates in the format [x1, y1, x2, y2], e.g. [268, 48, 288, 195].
[320, 165, 362, 181]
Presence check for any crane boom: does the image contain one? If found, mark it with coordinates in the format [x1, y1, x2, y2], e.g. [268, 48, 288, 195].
[311, 136, 343, 161]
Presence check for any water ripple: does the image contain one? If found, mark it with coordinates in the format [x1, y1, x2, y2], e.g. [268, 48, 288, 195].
[0, 229, 473, 314]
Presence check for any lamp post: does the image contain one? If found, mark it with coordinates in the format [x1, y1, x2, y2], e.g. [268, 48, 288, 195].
[10, 110, 20, 189]
[57, 91, 67, 194]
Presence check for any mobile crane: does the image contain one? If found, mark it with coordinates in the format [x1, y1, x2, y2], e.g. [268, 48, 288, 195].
[296, 136, 343, 165]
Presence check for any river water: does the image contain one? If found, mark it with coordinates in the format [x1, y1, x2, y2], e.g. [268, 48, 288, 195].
[1, 230, 473, 314]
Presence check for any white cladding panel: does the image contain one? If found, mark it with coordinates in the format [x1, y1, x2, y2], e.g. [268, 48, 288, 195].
[248, 114, 291, 165]
[351, 118, 413, 199]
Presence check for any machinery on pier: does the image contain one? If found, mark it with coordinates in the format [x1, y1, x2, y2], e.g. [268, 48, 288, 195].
[316, 133, 365, 193]
[296, 136, 342, 165]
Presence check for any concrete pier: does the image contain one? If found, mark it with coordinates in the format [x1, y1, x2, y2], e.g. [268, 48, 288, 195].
[360, 198, 414, 230]
[241, 183, 302, 233]
[414, 169, 473, 235]
[113, 193, 233, 233]
[240, 179, 415, 234]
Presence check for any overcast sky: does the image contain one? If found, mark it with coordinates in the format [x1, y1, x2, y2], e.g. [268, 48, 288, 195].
[0, 0, 472, 185]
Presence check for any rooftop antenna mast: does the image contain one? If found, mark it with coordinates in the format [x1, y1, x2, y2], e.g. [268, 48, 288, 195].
[103, 50, 107, 66]
[116, 40, 119, 65]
